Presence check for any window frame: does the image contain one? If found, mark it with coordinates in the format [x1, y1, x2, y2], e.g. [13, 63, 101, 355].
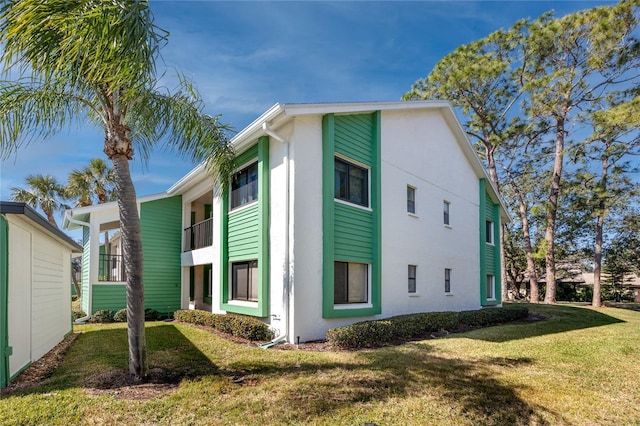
[408, 264, 417, 294]
[443, 201, 451, 226]
[231, 260, 259, 302]
[486, 274, 495, 300]
[444, 268, 452, 293]
[334, 156, 370, 208]
[407, 185, 416, 214]
[334, 261, 370, 305]
[486, 220, 494, 245]
[230, 161, 259, 210]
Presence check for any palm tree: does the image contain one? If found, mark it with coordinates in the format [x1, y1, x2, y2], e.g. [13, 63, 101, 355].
[67, 158, 116, 207]
[11, 174, 68, 227]
[0, 0, 233, 381]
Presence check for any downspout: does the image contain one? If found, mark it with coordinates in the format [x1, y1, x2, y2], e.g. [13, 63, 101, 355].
[260, 122, 291, 348]
[64, 210, 93, 324]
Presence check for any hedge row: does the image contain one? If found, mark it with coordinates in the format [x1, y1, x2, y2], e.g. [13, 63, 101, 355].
[174, 309, 274, 342]
[326, 306, 529, 349]
[89, 308, 163, 323]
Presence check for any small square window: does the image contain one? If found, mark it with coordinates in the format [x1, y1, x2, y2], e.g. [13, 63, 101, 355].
[486, 274, 495, 299]
[335, 157, 369, 207]
[444, 268, 452, 293]
[334, 261, 369, 304]
[407, 186, 416, 214]
[408, 265, 417, 293]
[486, 220, 494, 244]
[443, 201, 450, 225]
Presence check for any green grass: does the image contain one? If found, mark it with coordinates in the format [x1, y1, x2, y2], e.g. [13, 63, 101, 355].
[2, 304, 640, 425]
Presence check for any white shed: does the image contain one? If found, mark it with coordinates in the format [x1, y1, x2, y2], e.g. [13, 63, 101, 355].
[1, 201, 82, 388]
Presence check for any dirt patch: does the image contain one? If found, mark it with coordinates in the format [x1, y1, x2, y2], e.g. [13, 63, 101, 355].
[1, 332, 80, 395]
[84, 368, 184, 400]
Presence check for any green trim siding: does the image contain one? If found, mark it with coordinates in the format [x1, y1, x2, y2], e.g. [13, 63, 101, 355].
[479, 179, 502, 306]
[1, 216, 9, 388]
[220, 136, 270, 317]
[140, 195, 183, 315]
[322, 112, 382, 318]
[91, 284, 127, 312]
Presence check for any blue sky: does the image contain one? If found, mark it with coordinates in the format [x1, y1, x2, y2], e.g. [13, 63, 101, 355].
[0, 0, 616, 229]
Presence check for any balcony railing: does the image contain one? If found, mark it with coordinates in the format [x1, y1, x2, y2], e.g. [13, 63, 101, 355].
[98, 253, 126, 282]
[184, 217, 213, 251]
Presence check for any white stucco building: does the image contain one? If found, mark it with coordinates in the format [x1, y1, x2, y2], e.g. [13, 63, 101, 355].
[170, 100, 508, 343]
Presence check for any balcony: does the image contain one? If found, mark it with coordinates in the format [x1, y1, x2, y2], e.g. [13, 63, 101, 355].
[98, 253, 126, 282]
[184, 217, 213, 252]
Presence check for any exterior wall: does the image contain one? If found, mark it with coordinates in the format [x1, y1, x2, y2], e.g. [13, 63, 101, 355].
[0, 216, 8, 387]
[289, 109, 486, 342]
[140, 195, 183, 314]
[379, 109, 482, 317]
[2, 214, 72, 385]
[220, 137, 270, 317]
[479, 179, 502, 306]
[81, 226, 91, 314]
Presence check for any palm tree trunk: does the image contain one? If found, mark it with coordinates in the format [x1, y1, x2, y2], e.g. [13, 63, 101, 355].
[111, 154, 148, 381]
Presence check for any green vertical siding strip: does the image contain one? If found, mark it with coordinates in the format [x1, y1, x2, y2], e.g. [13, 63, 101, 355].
[82, 226, 90, 314]
[323, 112, 381, 318]
[140, 195, 183, 314]
[98, 245, 106, 279]
[91, 285, 127, 312]
[322, 114, 336, 317]
[1, 216, 9, 388]
[479, 179, 488, 305]
[493, 203, 502, 305]
[220, 137, 269, 317]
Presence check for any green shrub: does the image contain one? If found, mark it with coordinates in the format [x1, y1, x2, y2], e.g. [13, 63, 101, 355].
[326, 306, 529, 349]
[144, 308, 162, 321]
[91, 309, 114, 323]
[72, 309, 86, 321]
[174, 309, 273, 341]
[113, 308, 127, 322]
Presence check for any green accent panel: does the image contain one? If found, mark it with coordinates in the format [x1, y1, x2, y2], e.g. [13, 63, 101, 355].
[91, 285, 127, 312]
[1, 216, 9, 388]
[322, 112, 382, 318]
[82, 226, 91, 314]
[140, 195, 183, 315]
[204, 204, 212, 219]
[335, 114, 375, 165]
[227, 205, 259, 259]
[479, 179, 502, 306]
[334, 203, 373, 262]
[189, 266, 195, 301]
[221, 137, 269, 317]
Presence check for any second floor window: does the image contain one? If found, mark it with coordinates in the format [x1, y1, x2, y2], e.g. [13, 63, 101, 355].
[231, 162, 258, 209]
[443, 201, 450, 225]
[335, 157, 369, 207]
[407, 186, 416, 214]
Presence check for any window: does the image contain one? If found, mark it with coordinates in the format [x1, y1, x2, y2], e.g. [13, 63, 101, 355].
[232, 260, 258, 302]
[486, 274, 495, 299]
[407, 186, 416, 214]
[444, 268, 452, 293]
[486, 220, 494, 244]
[408, 265, 417, 293]
[231, 162, 258, 209]
[335, 157, 369, 207]
[203, 264, 212, 304]
[334, 261, 368, 304]
[443, 201, 450, 225]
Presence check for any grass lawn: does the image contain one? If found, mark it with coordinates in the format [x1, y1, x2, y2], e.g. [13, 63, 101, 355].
[1, 303, 639, 425]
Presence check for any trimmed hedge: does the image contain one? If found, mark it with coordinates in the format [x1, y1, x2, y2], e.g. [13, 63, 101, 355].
[326, 306, 529, 349]
[90, 309, 114, 323]
[113, 309, 127, 322]
[174, 309, 274, 342]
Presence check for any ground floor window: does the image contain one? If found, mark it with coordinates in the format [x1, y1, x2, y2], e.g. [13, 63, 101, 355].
[445, 268, 452, 293]
[203, 264, 212, 304]
[408, 265, 417, 293]
[486, 274, 495, 299]
[232, 260, 258, 302]
[334, 261, 369, 304]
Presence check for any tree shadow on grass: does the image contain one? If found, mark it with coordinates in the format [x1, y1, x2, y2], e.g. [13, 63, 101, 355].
[7, 323, 217, 396]
[225, 344, 564, 425]
[464, 303, 625, 343]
